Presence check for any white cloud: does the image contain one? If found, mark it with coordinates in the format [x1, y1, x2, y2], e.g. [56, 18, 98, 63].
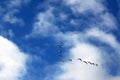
[54, 30, 120, 80]
[6, 0, 30, 8]
[8, 29, 14, 38]
[1, 0, 30, 25]
[3, 10, 23, 25]
[0, 36, 28, 80]
[109, 76, 120, 80]
[27, 0, 118, 38]
[26, 8, 58, 37]
[99, 12, 118, 29]
[64, 0, 117, 30]
[64, 0, 105, 14]
[86, 28, 120, 51]
[55, 44, 106, 80]
[52, 0, 120, 79]
[0, 28, 14, 38]
[59, 13, 68, 21]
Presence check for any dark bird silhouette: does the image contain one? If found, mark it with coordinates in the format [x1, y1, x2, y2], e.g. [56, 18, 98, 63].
[83, 61, 88, 64]
[68, 59, 72, 61]
[91, 63, 95, 65]
[78, 58, 82, 61]
[95, 64, 98, 66]
[88, 62, 95, 65]
[56, 44, 62, 48]
[88, 61, 92, 64]
[59, 54, 63, 57]
[58, 50, 62, 53]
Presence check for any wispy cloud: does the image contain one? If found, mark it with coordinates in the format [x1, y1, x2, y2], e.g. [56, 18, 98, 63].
[86, 28, 120, 50]
[0, 36, 28, 80]
[63, 0, 105, 14]
[26, 7, 58, 38]
[64, 0, 117, 30]
[26, 0, 120, 80]
[52, 0, 120, 80]
[0, 27, 14, 39]
[54, 28, 120, 80]
[3, 10, 23, 25]
[0, 0, 30, 25]
[0, 0, 30, 39]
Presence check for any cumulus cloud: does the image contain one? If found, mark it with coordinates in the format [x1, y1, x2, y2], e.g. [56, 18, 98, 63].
[54, 28, 120, 80]
[0, 36, 28, 80]
[55, 43, 106, 80]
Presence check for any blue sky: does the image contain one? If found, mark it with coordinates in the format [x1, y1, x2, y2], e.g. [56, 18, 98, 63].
[0, 0, 120, 80]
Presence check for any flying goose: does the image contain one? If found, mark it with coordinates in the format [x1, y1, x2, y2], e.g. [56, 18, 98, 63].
[56, 44, 62, 48]
[83, 61, 88, 64]
[68, 59, 72, 61]
[78, 58, 82, 61]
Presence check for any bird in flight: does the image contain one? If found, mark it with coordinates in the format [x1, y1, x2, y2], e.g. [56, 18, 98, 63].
[56, 44, 62, 48]
[83, 61, 88, 64]
[78, 58, 82, 61]
[88, 61, 91, 64]
[59, 54, 63, 57]
[91, 63, 95, 65]
[68, 59, 72, 61]
[95, 64, 98, 66]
